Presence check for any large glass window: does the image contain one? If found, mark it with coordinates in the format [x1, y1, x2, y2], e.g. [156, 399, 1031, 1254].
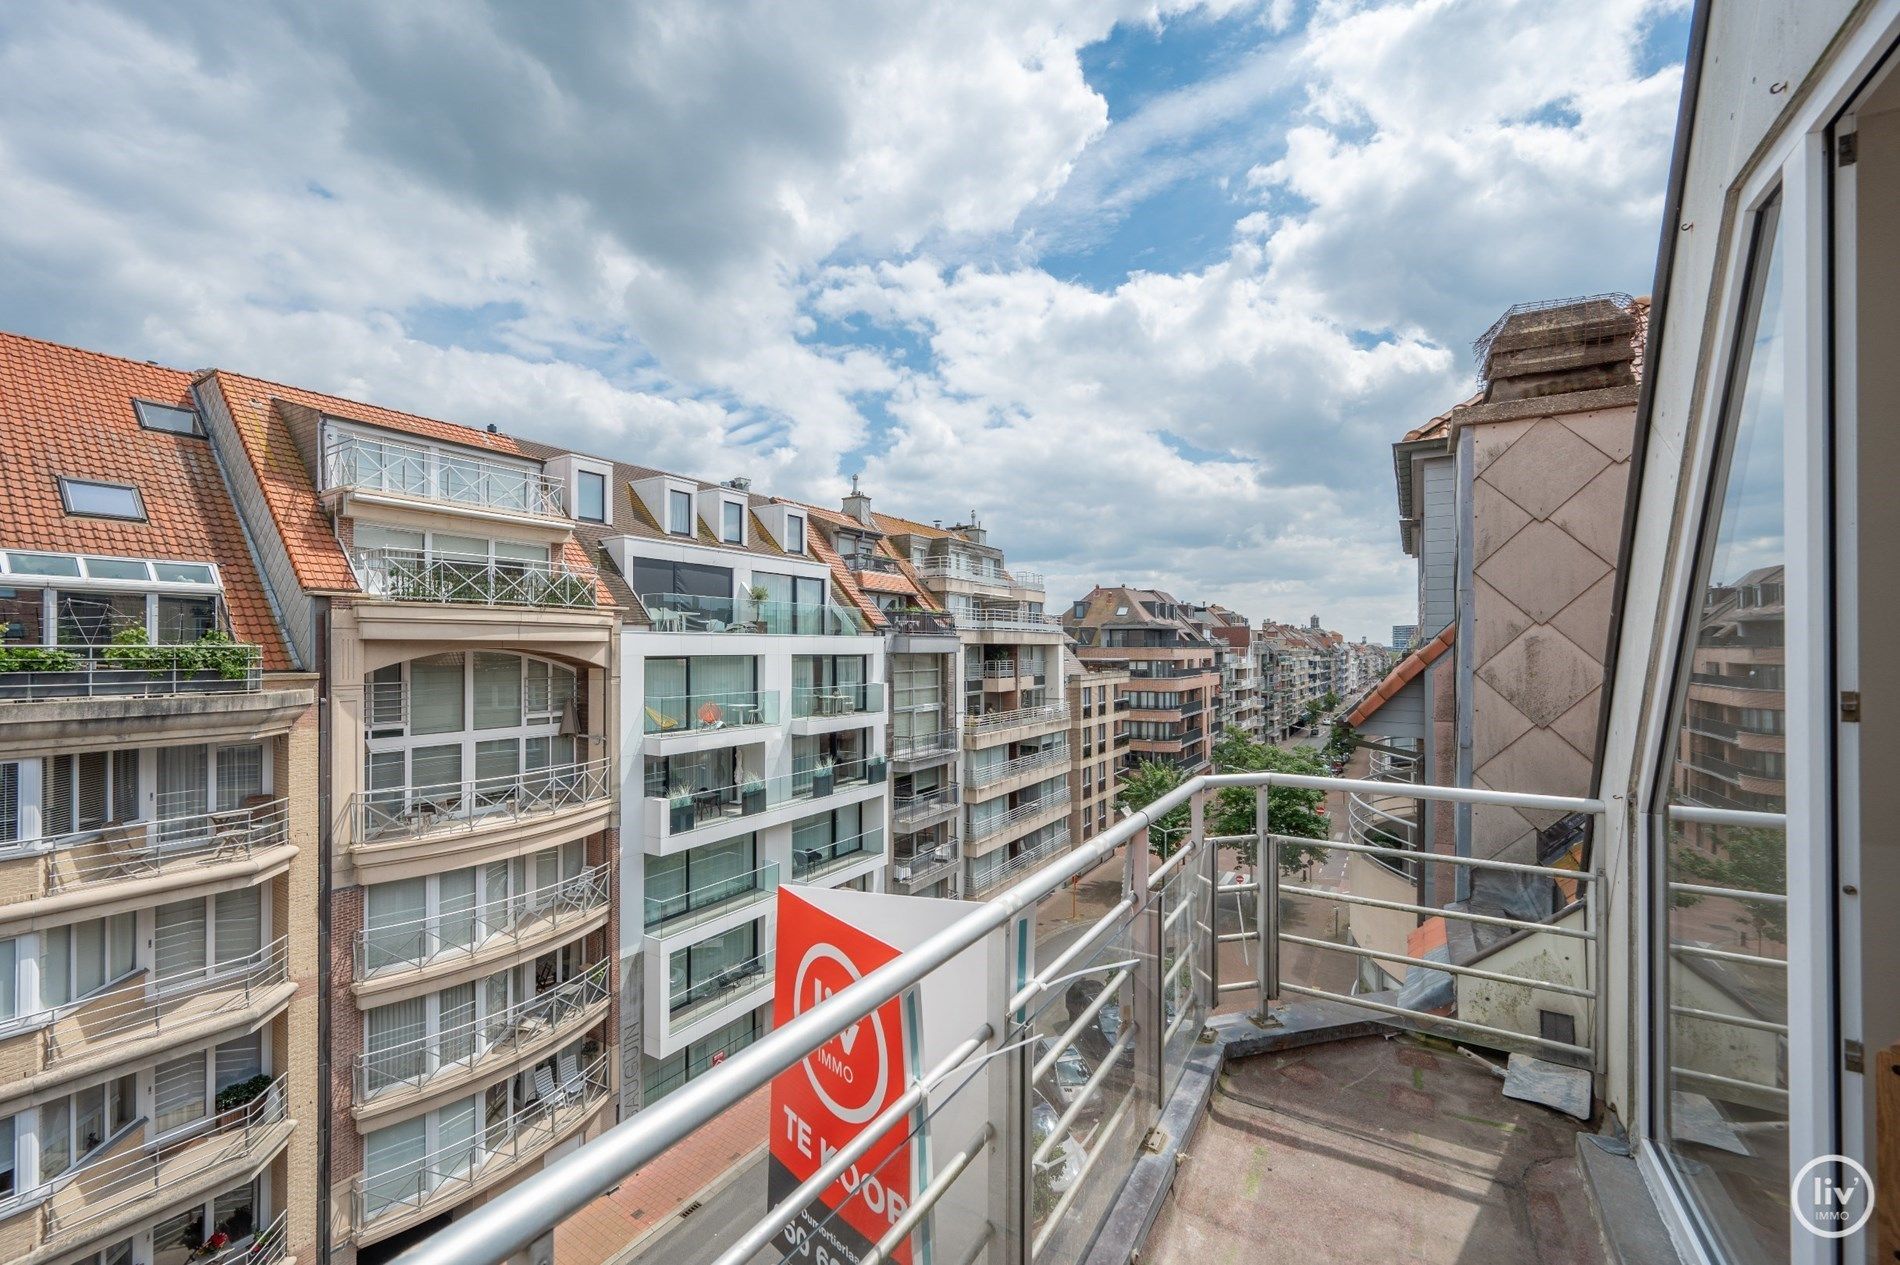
[630, 558, 732, 604]
[644, 835, 758, 928]
[1651, 195, 1789, 1265]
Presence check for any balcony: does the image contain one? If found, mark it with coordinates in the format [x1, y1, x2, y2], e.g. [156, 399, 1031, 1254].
[350, 759, 612, 853]
[892, 726, 960, 764]
[793, 826, 885, 882]
[1009, 569, 1045, 591]
[355, 862, 611, 986]
[789, 680, 885, 730]
[962, 610, 1063, 633]
[966, 823, 1072, 894]
[884, 609, 958, 641]
[913, 556, 1011, 587]
[20, 1075, 293, 1259]
[842, 552, 904, 575]
[892, 837, 960, 889]
[323, 431, 567, 520]
[644, 862, 779, 937]
[644, 757, 886, 852]
[668, 951, 773, 1028]
[965, 745, 1068, 793]
[350, 548, 598, 609]
[642, 688, 780, 744]
[968, 789, 1071, 845]
[0, 641, 262, 703]
[964, 702, 1068, 739]
[893, 785, 961, 830]
[354, 963, 611, 1110]
[0, 940, 292, 1105]
[639, 592, 867, 635]
[352, 1053, 610, 1243]
[0, 797, 290, 912]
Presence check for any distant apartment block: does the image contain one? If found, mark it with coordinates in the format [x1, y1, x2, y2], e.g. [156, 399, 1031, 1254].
[1391, 624, 1418, 652]
[1064, 588, 1220, 777]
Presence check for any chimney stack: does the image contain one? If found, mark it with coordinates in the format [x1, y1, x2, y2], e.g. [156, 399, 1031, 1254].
[842, 473, 873, 526]
[1475, 294, 1639, 405]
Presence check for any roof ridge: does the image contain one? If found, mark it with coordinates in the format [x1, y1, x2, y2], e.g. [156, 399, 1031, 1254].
[0, 328, 194, 380]
[206, 367, 518, 452]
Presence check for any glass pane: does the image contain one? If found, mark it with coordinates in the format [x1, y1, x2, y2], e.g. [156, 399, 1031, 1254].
[473, 652, 524, 729]
[1655, 195, 1790, 1265]
[0, 587, 43, 646]
[56, 591, 144, 645]
[409, 654, 467, 735]
[155, 595, 217, 643]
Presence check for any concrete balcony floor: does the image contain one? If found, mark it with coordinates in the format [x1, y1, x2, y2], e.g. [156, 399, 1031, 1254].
[1144, 1032, 1606, 1265]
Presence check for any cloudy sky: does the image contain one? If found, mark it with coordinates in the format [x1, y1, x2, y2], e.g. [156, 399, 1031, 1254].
[0, 0, 1689, 642]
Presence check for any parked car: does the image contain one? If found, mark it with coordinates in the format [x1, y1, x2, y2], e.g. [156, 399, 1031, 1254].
[1034, 1036, 1092, 1107]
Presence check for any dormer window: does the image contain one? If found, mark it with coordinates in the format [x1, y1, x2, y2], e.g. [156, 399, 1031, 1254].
[721, 501, 744, 544]
[785, 515, 806, 554]
[576, 470, 606, 523]
[134, 399, 202, 436]
[58, 478, 146, 522]
[667, 489, 693, 536]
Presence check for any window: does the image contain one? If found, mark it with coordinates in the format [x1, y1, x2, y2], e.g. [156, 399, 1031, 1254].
[57, 478, 145, 522]
[667, 489, 694, 536]
[785, 515, 806, 554]
[721, 501, 744, 544]
[134, 399, 202, 435]
[575, 470, 606, 523]
[630, 558, 733, 604]
[1649, 193, 1789, 1258]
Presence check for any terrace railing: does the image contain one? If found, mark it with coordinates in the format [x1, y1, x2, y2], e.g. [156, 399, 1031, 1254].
[352, 759, 611, 847]
[350, 548, 598, 609]
[4, 797, 290, 896]
[355, 862, 610, 979]
[0, 643, 262, 702]
[964, 702, 1069, 736]
[324, 432, 566, 519]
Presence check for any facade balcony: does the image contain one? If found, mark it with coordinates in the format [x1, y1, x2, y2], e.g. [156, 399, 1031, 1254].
[963, 702, 1069, 741]
[350, 548, 598, 609]
[891, 726, 959, 765]
[0, 797, 291, 917]
[0, 940, 292, 1110]
[964, 746, 1069, 796]
[1008, 569, 1044, 591]
[893, 785, 961, 831]
[961, 610, 1063, 635]
[353, 963, 611, 1117]
[884, 609, 959, 652]
[793, 826, 886, 883]
[643, 688, 781, 748]
[647, 949, 774, 1055]
[0, 641, 262, 704]
[789, 681, 885, 733]
[638, 592, 867, 636]
[913, 556, 1011, 588]
[644, 757, 886, 854]
[349, 759, 612, 867]
[965, 824, 1072, 896]
[891, 837, 961, 890]
[842, 552, 904, 575]
[0, 1075, 294, 1265]
[968, 789, 1071, 846]
[322, 430, 568, 523]
[643, 862, 779, 939]
[354, 862, 611, 991]
[352, 1052, 610, 1245]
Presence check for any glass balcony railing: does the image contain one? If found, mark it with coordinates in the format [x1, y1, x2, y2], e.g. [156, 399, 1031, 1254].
[668, 950, 773, 1022]
[638, 592, 868, 635]
[642, 688, 780, 735]
[350, 548, 599, 609]
[352, 758, 611, 846]
[323, 432, 567, 519]
[651, 756, 885, 839]
[644, 862, 779, 934]
[885, 609, 957, 637]
[790, 680, 884, 719]
[792, 826, 885, 881]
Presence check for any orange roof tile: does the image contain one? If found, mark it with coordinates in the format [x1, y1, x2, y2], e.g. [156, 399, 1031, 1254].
[0, 332, 294, 669]
[1347, 622, 1454, 727]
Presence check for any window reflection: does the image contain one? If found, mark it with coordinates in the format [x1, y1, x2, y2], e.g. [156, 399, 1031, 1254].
[1655, 195, 1790, 1265]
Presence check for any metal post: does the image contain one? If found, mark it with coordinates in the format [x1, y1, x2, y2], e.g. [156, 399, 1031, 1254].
[1200, 790, 1219, 1012]
[1254, 785, 1280, 1023]
[987, 916, 1029, 1265]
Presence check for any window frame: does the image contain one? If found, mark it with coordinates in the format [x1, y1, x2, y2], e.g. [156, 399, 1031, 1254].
[575, 469, 607, 524]
[132, 398, 204, 437]
[55, 478, 146, 523]
[667, 489, 694, 537]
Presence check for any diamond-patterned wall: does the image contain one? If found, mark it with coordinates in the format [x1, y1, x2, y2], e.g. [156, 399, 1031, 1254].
[1465, 406, 1635, 859]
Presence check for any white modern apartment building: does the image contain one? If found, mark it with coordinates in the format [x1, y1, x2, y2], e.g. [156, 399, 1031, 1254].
[521, 451, 893, 1109]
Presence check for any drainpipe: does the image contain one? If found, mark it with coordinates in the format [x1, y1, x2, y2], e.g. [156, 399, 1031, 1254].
[314, 597, 333, 1264]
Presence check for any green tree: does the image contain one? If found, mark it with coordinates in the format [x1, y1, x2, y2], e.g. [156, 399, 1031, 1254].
[1322, 720, 1357, 764]
[1206, 732, 1332, 873]
[1672, 826, 1787, 946]
[1116, 759, 1191, 857]
[1300, 697, 1325, 727]
[1321, 689, 1341, 712]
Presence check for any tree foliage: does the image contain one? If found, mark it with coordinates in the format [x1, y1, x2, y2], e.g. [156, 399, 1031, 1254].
[1671, 826, 1787, 946]
[1120, 730, 1335, 872]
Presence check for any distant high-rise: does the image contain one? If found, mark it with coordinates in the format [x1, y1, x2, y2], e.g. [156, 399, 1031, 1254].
[1391, 623, 1418, 650]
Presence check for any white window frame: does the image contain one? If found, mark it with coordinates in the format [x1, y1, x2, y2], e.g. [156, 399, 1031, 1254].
[362, 652, 581, 798]
[575, 469, 607, 524]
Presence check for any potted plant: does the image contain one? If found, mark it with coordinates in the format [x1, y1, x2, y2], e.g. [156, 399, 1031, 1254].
[745, 583, 771, 632]
[215, 1072, 274, 1113]
[811, 757, 835, 798]
[865, 754, 886, 784]
[0, 644, 79, 698]
[741, 774, 766, 816]
[669, 784, 696, 834]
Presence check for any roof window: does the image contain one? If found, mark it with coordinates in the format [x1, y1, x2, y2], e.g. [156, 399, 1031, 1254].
[134, 399, 202, 435]
[57, 478, 146, 522]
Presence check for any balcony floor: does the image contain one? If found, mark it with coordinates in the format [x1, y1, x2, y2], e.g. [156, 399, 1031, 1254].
[1145, 1033, 1606, 1265]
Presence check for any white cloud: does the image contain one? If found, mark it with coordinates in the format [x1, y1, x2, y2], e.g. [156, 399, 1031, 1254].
[0, 0, 1683, 641]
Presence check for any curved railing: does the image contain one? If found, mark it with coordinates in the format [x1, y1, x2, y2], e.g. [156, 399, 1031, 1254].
[1, 798, 290, 896]
[355, 862, 610, 979]
[350, 548, 598, 609]
[351, 759, 611, 846]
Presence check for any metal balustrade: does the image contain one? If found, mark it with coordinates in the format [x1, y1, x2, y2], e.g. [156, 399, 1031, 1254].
[355, 862, 610, 978]
[356, 1053, 609, 1230]
[644, 862, 779, 935]
[885, 609, 958, 637]
[1, 797, 290, 895]
[964, 702, 1069, 735]
[893, 784, 961, 828]
[393, 769, 1627, 1265]
[37, 938, 289, 1064]
[352, 758, 611, 846]
[893, 837, 961, 883]
[913, 556, 1011, 584]
[38, 1075, 289, 1240]
[966, 745, 1069, 790]
[967, 824, 1073, 893]
[962, 611, 1062, 631]
[790, 680, 884, 719]
[355, 963, 610, 1102]
[1010, 569, 1045, 590]
[201, 1207, 289, 1265]
[893, 726, 960, 760]
[0, 642, 263, 701]
[968, 789, 1071, 844]
[324, 432, 567, 518]
[638, 592, 867, 635]
[350, 548, 598, 608]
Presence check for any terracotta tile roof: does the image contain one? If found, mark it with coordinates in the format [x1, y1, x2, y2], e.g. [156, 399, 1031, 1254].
[870, 511, 954, 540]
[1347, 622, 1454, 727]
[0, 332, 294, 669]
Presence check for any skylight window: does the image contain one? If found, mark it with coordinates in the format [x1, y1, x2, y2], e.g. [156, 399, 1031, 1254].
[133, 399, 202, 435]
[58, 478, 146, 522]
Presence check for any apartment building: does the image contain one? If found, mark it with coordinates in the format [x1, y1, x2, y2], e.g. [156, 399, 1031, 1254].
[1185, 604, 1263, 742]
[514, 451, 893, 1108]
[0, 335, 319, 1265]
[195, 374, 622, 1260]
[803, 489, 961, 901]
[1064, 588, 1220, 777]
[866, 514, 1069, 898]
[1064, 652, 1129, 847]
